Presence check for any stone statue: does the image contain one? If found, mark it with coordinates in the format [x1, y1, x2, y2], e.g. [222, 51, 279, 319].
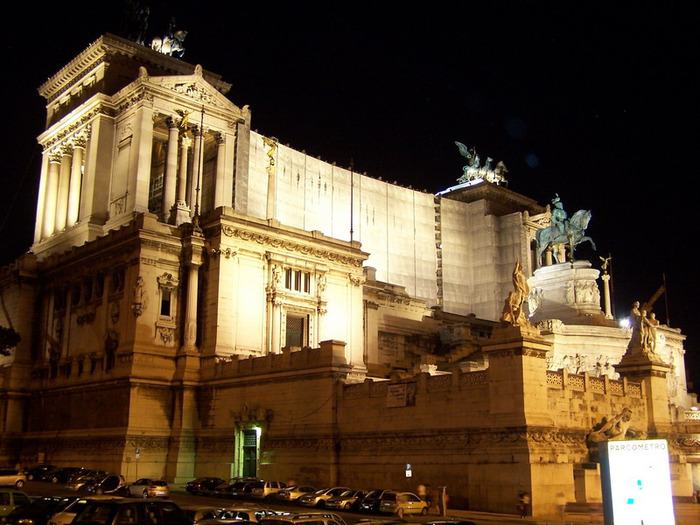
[535, 194, 596, 266]
[151, 19, 187, 57]
[643, 312, 659, 355]
[122, 0, 150, 45]
[455, 142, 508, 186]
[262, 136, 278, 173]
[500, 261, 531, 327]
[626, 300, 660, 359]
[455, 141, 479, 175]
[587, 408, 634, 444]
[131, 276, 146, 317]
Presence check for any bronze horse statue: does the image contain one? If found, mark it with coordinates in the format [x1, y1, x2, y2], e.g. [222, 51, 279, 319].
[536, 209, 595, 266]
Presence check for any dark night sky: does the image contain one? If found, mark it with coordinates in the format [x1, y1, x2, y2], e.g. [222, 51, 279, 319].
[2, 2, 699, 389]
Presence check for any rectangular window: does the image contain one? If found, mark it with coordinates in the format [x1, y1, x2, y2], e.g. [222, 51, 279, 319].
[160, 289, 172, 317]
[285, 313, 308, 347]
[283, 267, 312, 294]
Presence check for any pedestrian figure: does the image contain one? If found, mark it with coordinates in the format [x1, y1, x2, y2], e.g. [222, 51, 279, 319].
[556, 492, 567, 521]
[517, 491, 531, 518]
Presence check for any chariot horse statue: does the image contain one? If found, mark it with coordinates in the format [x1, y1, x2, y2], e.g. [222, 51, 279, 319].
[536, 198, 595, 266]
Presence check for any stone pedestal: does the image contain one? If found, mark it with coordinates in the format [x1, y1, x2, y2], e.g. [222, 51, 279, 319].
[616, 352, 672, 435]
[483, 323, 553, 427]
[528, 261, 613, 326]
[574, 464, 602, 503]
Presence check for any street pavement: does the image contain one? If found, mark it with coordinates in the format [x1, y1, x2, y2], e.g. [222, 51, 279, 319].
[20, 481, 700, 525]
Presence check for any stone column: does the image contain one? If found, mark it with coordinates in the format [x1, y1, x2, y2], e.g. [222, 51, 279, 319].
[183, 263, 199, 351]
[55, 145, 72, 233]
[163, 119, 179, 221]
[33, 154, 49, 243]
[271, 297, 282, 353]
[133, 105, 154, 212]
[172, 135, 192, 225]
[190, 127, 205, 215]
[601, 273, 613, 319]
[214, 133, 226, 209]
[181, 232, 204, 353]
[42, 152, 61, 239]
[66, 138, 86, 227]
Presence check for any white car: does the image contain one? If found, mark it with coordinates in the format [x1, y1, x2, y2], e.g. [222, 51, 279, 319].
[0, 469, 26, 489]
[126, 478, 169, 498]
[48, 496, 124, 525]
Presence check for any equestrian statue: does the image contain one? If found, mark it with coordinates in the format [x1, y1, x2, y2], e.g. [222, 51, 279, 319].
[535, 194, 595, 266]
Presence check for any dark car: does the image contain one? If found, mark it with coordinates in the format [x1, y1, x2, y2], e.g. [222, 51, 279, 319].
[358, 490, 396, 513]
[185, 477, 226, 495]
[425, 519, 476, 525]
[24, 465, 56, 481]
[48, 467, 87, 484]
[71, 498, 190, 525]
[4, 495, 79, 525]
[85, 474, 128, 496]
[214, 479, 257, 499]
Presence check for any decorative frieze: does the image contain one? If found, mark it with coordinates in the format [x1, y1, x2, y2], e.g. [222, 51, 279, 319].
[221, 225, 363, 267]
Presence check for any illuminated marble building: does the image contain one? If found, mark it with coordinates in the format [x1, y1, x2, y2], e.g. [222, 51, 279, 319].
[1, 34, 698, 518]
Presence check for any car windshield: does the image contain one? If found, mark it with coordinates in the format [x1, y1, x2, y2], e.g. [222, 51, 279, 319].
[152, 480, 167, 486]
[314, 488, 329, 495]
[26, 497, 66, 510]
[338, 490, 354, 497]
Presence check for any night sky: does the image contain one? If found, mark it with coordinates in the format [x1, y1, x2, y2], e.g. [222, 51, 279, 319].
[2, 2, 699, 390]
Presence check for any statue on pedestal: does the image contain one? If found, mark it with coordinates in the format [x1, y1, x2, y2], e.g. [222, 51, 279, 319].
[500, 261, 532, 328]
[454, 142, 508, 186]
[535, 194, 596, 266]
[627, 300, 660, 359]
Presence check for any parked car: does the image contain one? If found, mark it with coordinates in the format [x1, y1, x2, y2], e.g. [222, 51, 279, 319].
[248, 480, 288, 499]
[259, 512, 347, 525]
[85, 474, 128, 496]
[0, 489, 31, 519]
[425, 519, 476, 525]
[47, 467, 87, 484]
[324, 489, 369, 511]
[298, 487, 351, 508]
[0, 469, 26, 489]
[70, 499, 190, 525]
[378, 492, 428, 518]
[274, 486, 317, 503]
[24, 465, 56, 481]
[357, 489, 395, 513]
[126, 478, 169, 498]
[47, 496, 124, 525]
[3, 495, 78, 525]
[198, 506, 278, 523]
[66, 471, 108, 491]
[214, 479, 257, 499]
[185, 477, 226, 495]
[181, 505, 228, 524]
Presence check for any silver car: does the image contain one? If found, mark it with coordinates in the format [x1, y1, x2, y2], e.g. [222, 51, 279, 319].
[126, 478, 169, 498]
[0, 469, 26, 489]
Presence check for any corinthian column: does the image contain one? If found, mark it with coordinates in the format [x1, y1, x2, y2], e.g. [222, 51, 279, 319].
[54, 145, 72, 233]
[172, 134, 192, 225]
[163, 119, 179, 221]
[214, 133, 226, 209]
[42, 152, 61, 238]
[66, 138, 86, 227]
[183, 262, 200, 350]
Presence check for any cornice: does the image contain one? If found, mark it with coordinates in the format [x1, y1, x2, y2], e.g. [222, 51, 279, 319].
[219, 224, 366, 268]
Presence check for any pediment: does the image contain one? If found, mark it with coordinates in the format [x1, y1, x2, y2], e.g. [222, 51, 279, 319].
[143, 66, 244, 117]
